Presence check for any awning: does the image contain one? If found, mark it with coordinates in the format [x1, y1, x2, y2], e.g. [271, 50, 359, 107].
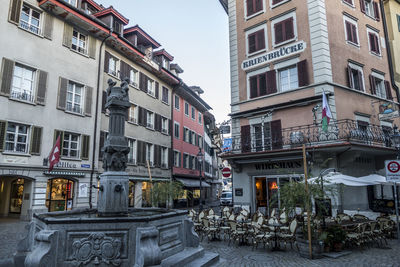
[176, 178, 211, 188]
[309, 172, 377, 187]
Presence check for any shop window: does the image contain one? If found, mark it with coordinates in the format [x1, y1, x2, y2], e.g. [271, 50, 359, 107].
[9, 179, 24, 213]
[142, 182, 152, 207]
[45, 178, 74, 212]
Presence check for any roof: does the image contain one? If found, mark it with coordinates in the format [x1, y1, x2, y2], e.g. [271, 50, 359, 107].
[218, 0, 228, 14]
[124, 25, 161, 48]
[153, 49, 174, 61]
[93, 6, 129, 25]
[180, 81, 212, 111]
[82, 0, 103, 11]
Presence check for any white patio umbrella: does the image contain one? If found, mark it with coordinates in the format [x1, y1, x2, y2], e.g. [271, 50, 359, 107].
[357, 174, 387, 185]
[309, 172, 374, 186]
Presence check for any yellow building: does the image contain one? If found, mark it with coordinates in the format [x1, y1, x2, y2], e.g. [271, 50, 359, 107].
[384, 0, 400, 89]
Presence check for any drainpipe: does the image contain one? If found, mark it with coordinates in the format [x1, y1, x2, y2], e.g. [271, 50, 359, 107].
[380, 0, 400, 104]
[89, 29, 113, 209]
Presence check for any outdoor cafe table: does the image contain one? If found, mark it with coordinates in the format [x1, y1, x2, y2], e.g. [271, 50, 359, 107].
[207, 215, 222, 241]
[236, 218, 251, 245]
[265, 222, 284, 251]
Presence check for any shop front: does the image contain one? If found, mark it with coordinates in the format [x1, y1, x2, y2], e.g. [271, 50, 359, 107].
[45, 178, 75, 212]
[174, 177, 210, 208]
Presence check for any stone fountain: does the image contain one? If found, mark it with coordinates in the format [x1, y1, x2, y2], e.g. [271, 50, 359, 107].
[9, 79, 219, 267]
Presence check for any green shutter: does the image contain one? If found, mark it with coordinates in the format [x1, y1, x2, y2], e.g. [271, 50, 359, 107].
[53, 130, 64, 152]
[0, 121, 7, 152]
[29, 126, 42, 155]
[43, 13, 54, 40]
[88, 35, 96, 59]
[8, 0, 22, 24]
[81, 135, 90, 160]
[57, 77, 68, 110]
[62, 23, 73, 48]
[36, 70, 48, 105]
[0, 58, 14, 96]
[84, 86, 93, 116]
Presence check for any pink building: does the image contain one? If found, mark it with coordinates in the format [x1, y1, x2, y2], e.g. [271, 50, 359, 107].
[172, 83, 212, 207]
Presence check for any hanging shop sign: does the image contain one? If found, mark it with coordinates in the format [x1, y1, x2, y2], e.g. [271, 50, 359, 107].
[242, 41, 306, 71]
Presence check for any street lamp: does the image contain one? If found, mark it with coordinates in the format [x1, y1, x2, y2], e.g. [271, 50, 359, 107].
[390, 126, 400, 242]
[197, 147, 204, 212]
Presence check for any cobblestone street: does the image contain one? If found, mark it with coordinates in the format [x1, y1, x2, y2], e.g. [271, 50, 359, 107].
[1, 218, 399, 266]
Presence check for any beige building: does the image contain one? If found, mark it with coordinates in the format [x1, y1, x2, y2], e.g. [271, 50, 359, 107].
[384, 0, 400, 91]
[221, 0, 400, 215]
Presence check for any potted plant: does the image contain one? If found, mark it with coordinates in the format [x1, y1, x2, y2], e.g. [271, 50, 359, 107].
[325, 224, 346, 252]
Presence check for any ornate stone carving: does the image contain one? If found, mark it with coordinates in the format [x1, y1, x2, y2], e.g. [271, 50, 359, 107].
[134, 227, 162, 267]
[71, 233, 121, 266]
[24, 230, 58, 267]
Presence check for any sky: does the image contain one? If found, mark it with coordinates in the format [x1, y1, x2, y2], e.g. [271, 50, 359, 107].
[99, 0, 231, 124]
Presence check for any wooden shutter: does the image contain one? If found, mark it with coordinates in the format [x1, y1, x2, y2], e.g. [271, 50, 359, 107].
[137, 141, 143, 164]
[360, 0, 365, 13]
[351, 24, 358, 44]
[248, 33, 256, 54]
[271, 120, 282, 149]
[53, 130, 64, 151]
[138, 107, 144, 125]
[373, 34, 380, 54]
[284, 17, 294, 41]
[43, 14, 54, 40]
[369, 75, 376, 95]
[101, 91, 107, 113]
[249, 75, 258, 98]
[139, 72, 148, 92]
[62, 23, 73, 48]
[36, 70, 48, 105]
[274, 22, 284, 44]
[385, 81, 393, 100]
[104, 51, 110, 73]
[88, 36, 96, 59]
[373, 1, 380, 21]
[345, 21, 352, 42]
[257, 29, 265, 51]
[154, 114, 160, 131]
[189, 130, 193, 144]
[157, 145, 162, 167]
[155, 81, 159, 99]
[357, 70, 364, 91]
[29, 126, 42, 155]
[0, 120, 7, 152]
[84, 86, 93, 116]
[241, 125, 251, 153]
[81, 135, 90, 160]
[57, 77, 68, 110]
[99, 131, 105, 159]
[153, 145, 159, 167]
[9, 0, 22, 24]
[0, 58, 14, 96]
[346, 67, 353, 88]
[259, 74, 267, 96]
[120, 60, 128, 80]
[168, 119, 172, 135]
[266, 70, 277, 94]
[255, 0, 262, 12]
[246, 0, 254, 16]
[297, 60, 309, 87]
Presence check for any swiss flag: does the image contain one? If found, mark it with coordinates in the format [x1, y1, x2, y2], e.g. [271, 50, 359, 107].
[49, 135, 61, 172]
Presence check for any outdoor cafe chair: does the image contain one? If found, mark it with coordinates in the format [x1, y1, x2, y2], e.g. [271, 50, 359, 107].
[352, 214, 369, 221]
[227, 220, 247, 247]
[277, 219, 298, 249]
[201, 217, 219, 242]
[251, 223, 273, 250]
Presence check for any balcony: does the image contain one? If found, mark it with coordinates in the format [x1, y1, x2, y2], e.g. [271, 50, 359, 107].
[226, 119, 393, 154]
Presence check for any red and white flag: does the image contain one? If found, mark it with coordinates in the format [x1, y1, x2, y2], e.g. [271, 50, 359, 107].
[49, 136, 61, 172]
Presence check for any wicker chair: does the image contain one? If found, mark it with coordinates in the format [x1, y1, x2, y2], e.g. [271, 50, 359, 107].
[277, 219, 298, 249]
[227, 220, 247, 246]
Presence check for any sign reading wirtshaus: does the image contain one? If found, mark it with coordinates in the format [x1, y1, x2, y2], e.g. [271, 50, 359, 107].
[242, 41, 307, 71]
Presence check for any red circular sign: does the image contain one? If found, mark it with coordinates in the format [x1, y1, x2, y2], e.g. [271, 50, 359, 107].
[222, 167, 231, 178]
[387, 161, 400, 173]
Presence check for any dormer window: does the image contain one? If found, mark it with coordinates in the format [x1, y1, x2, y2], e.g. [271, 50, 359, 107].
[161, 57, 170, 69]
[113, 20, 122, 35]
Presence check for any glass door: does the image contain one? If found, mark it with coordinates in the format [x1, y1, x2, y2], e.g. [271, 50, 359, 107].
[9, 179, 24, 213]
[46, 178, 74, 212]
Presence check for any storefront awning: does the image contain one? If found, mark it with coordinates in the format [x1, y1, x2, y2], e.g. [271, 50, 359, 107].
[176, 178, 211, 188]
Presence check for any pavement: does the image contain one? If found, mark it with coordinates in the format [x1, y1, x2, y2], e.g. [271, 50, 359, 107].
[1, 217, 400, 266]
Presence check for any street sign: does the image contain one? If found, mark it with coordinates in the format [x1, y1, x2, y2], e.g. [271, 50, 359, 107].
[385, 160, 400, 182]
[222, 167, 231, 178]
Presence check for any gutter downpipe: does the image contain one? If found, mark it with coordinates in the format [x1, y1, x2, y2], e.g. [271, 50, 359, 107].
[89, 29, 113, 209]
[380, 0, 400, 104]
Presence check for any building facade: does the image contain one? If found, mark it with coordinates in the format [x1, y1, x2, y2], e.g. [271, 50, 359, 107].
[221, 0, 400, 215]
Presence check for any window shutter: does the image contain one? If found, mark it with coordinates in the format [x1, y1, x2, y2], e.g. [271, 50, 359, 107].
[138, 107, 144, 126]
[374, 34, 380, 54]
[99, 131, 105, 159]
[80, 135, 90, 160]
[255, 0, 262, 12]
[385, 81, 393, 100]
[84, 86, 93, 116]
[360, 0, 365, 13]
[357, 70, 364, 91]
[284, 17, 294, 41]
[241, 125, 251, 153]
[137, 141, 143, 164]
[0, 58, 14, 96]
[101, 91, 107, 113]
[189, 130, 193, 144]
[297, 60, 309, 87]
[369, 75, 376, 95]
[0, 120, 7, 152]
[369, 33, 375, 52]
[248, 33, 256, 54]
[8, 0, 22, 24]
[42, 13, 54, 40]
[266, 70, 277, 94]
[143, 109, 147, 126]
[249, 75, 258, 98]
[373, 1, 380, 21]
[120, 60, 128, 80]
[104, 51, 110, 73]
[36, 70, 48, 105]
[246, 0, 254, 16]
[345, 21, 352, 42]
[259, 74, 267, 96]
[346, 67, 353, 88]
[29, 126, 42, 155]
[62, 23, 73, 48]
[155, 81, 159, 99]
[154, 145, 159, 167]
[53, 130, 64, 152]
[88, 36, 96, 59]
[139, 73, 148, 93]
[351, 24, 358, 44]
[168, 119, 172, 135]
[57, 77, 68, 110]
[274, 22, 284, 44]
[154, 114, 160, 131]
[257, 29, 265, 51]
[271, 120, 282, 149]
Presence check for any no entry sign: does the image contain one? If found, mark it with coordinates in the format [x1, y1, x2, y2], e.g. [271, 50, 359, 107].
[385, 160, 400, 182]
[222, 167, 231, 178]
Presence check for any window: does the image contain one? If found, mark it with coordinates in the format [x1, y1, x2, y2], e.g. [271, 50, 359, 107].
[344, 17, 359, 45]
[198, 136, 203, 149]
[127, 138, 136, 164]
[174, 122, 180, 139]
[198, 113, 202, 124]
[146, 143, 154, 166]
[66, 81, 83, 114]
[147, 79, 155, 97]
[183, 153, 189, 168]
[20, 4, 41, 35]
[367, 30, 380, 55]
[246, 0, 263, 18]
[128, 103, 138, 124]
[397, 15, 400, 32]
[161, 117, 168, 134]
[11, 64, 35, 102]
[374, 77, 385, 98]
[191, 132, 196, 145]
[5, 123, 29, 153]
[247, 29, 266, 55]
[184, 127, 190, 142]
[360, 0, 380, 20]
[342, 0, 353, 6]
[62, 132, 80, 158]
[184, 102, 189, 116]
[174, 151, 181, 167]
[71, 29, 87, 54]
[272, 15, 295, 45]
[369, 73, 392, 100]
[189, 155, 196, 170]
[252, 122, 271, 152]
[364, 0, 374, 17]
[278, 65, 298, 92]
[174, 95, 180, 110]
[347, 63, 365, 91]
[108, 56, 118, 76]
[146, 111, 154, 129]
[191, 107, 195, 120]
[271, 0, 288, 7]
[162, 86, 169, 104]
[249, 71, 267, 98]
[129, 68, 138, 88]
[161, 147, 168, 168]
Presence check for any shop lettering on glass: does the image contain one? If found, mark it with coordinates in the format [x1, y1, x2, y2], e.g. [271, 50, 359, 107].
[255, 160, 302, 170]
[242, 41, 306, 71]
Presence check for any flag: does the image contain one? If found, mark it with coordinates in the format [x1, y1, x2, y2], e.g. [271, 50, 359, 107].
[49, 135, 61, 172]
[321, 91, 332, 132]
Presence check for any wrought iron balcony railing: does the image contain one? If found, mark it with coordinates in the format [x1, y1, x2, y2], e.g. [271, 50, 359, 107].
[227, 119, 393, 154]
